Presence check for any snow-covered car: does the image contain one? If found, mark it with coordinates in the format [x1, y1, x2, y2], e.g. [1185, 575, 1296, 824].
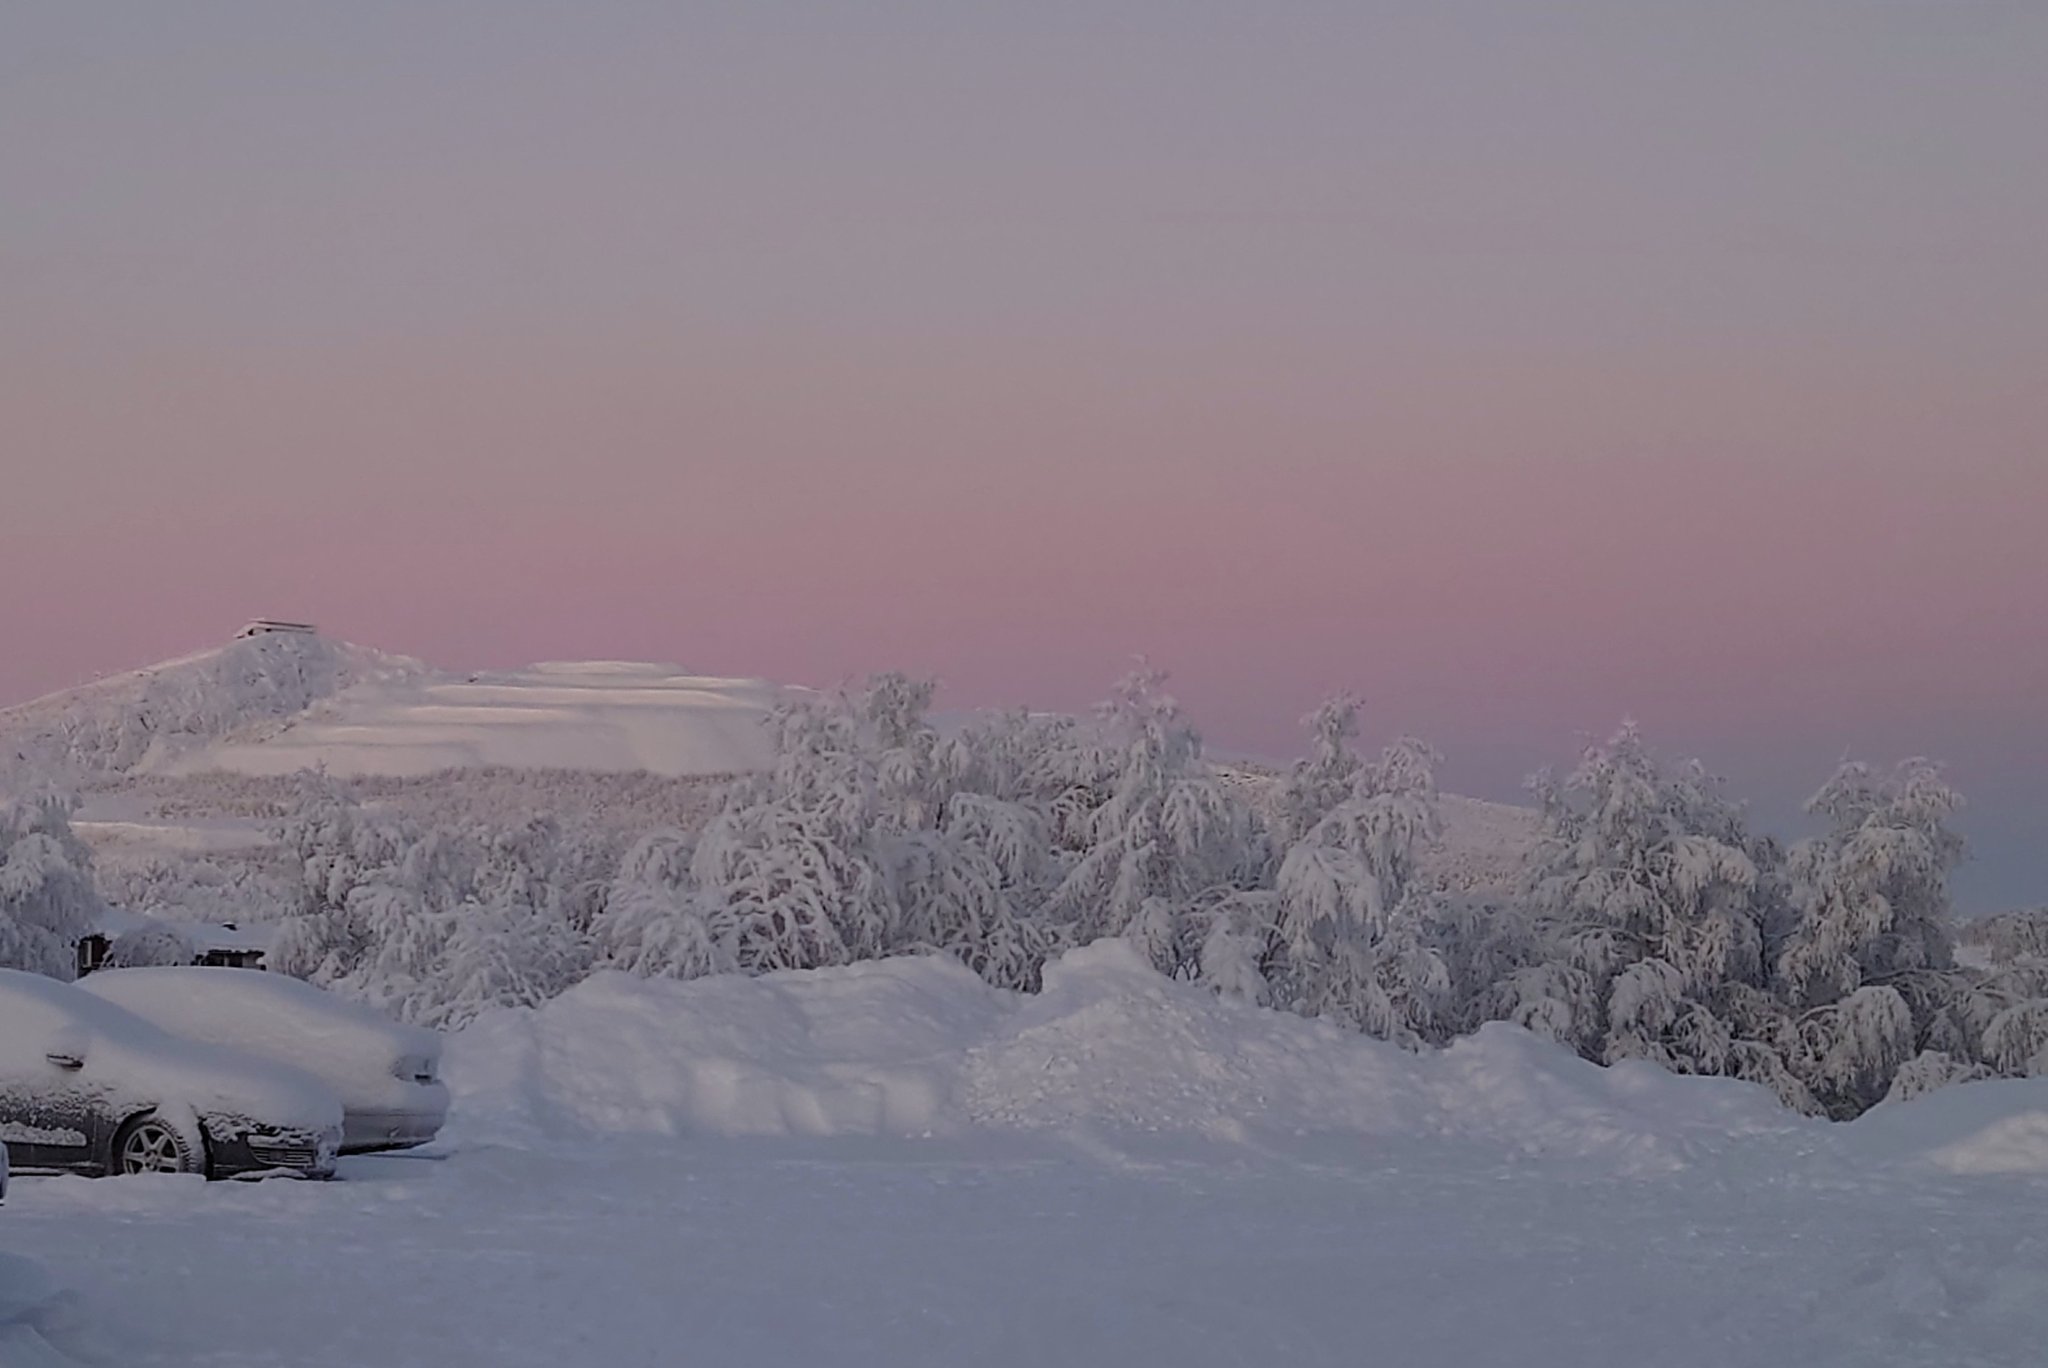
[0, 970, 341, 1179]
[78, 968, 450, 1154]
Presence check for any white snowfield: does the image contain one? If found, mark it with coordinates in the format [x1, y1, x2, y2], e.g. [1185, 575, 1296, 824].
[5, 944, 2048, 1367]
[0, 634, 424, 789]
[165, 662, 794, 780]
[0, 632, 796, 786]
[76, 969, 448, 1153]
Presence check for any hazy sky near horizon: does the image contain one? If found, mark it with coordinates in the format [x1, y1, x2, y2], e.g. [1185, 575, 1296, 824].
[3, 2, 2044, 908]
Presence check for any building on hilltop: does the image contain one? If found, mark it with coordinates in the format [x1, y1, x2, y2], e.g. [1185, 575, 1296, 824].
[235, 619, 318, 639]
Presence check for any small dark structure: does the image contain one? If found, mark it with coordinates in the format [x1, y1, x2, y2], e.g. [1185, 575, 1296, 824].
[235, 619, 318, 639]
[74, 925, 269, 978]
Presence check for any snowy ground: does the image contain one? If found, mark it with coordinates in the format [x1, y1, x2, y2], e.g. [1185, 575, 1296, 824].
[6, 946, 2047, 1367]
[6, 1131, 2046, 1368]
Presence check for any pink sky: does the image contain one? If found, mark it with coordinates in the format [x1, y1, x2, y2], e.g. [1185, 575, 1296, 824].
[2, 3, 2044, 906]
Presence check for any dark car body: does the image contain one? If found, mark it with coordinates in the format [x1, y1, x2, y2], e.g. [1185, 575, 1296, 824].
[0, 970, 341, 1180]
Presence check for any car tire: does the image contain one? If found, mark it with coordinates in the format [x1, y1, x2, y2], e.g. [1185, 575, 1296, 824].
[112, 1114, 204, 1177]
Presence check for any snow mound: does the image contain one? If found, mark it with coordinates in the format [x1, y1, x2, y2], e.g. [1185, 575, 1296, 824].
[961, 941, 1799, 1168]
[447, 941, 1807, 1169]
[450, 957, 1004, 1142]
[0, 633, 426, 789]
[1843, 1077, 2048, 1175]
[165, 662, 793, 779]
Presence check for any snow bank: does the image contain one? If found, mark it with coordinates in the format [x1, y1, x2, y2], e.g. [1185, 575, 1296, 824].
[450, 957, 1006, 1143]
[447, 941, 1806, 1169]
[963, 942, 1800, 1168]
[1840, 1077, 2048, 1175]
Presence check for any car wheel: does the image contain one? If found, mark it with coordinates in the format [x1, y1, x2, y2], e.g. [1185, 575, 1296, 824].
[114, 1116, 202, 1176]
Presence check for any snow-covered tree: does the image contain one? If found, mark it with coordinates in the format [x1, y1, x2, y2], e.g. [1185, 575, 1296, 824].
[1268, 696, 1365, 852]
[1048, 667, 1252, 974]
[269, 775, 599, 1025]
[1777, 759, 1963, 1009]
[1979, 1000, 2048, 1078]
[687, 674, 1065, 986]
[1192, 698, 1454, 1046]
[0, 796, 107, 979]
[1960, 907, 2048, 970]
[1786, 984, 1918, 1118]
[597, 830, 736, 980]
[1497, 724, 1780, 1074]
[1883, 1048, 1992, 1104]
[1262, 734, 1449, 1042]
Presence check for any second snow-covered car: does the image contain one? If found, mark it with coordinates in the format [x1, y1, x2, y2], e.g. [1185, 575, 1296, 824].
[0, 970, 341, 1179]
[79, 968, 450, 1154]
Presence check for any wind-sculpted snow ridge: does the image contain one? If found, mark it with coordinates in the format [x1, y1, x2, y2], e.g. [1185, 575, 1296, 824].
[0, 632, 429, 790]
[447, 940, 1812, 1171]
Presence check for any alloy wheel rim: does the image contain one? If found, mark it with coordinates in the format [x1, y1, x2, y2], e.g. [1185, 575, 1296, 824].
[121, 1122, 185, 1174]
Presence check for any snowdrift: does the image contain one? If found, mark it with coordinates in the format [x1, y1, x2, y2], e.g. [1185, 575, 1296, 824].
[447, 942, 1810, 1171]
[1840, 1076, 2048, 1175]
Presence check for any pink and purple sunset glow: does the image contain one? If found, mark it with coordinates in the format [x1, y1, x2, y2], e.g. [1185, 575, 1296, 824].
[3, 4, 2044, 908]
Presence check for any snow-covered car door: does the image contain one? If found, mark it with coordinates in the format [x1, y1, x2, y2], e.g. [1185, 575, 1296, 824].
[0, 994, 100, 1170]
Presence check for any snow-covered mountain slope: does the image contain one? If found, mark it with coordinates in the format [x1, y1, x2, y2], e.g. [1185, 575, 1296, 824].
[4, 633, 1538, 890]
[1218, 763, 1540, 897]
[1430, 791, 1542, 893]
[162, 660, 792, 779]
[0, 634, 796, 785]
[0, 632, 427, 789]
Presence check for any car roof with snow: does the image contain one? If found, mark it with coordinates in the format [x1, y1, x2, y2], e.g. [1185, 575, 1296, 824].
[0, 969, 342, 1134]
[76, 967, 441, 1066]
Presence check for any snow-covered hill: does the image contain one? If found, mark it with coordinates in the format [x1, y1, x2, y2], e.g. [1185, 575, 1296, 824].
[162, 660, 792, 779]
[3, 631, 1538, 896]
[0, 633, 795, 785]
[0, 632, 427, 789]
